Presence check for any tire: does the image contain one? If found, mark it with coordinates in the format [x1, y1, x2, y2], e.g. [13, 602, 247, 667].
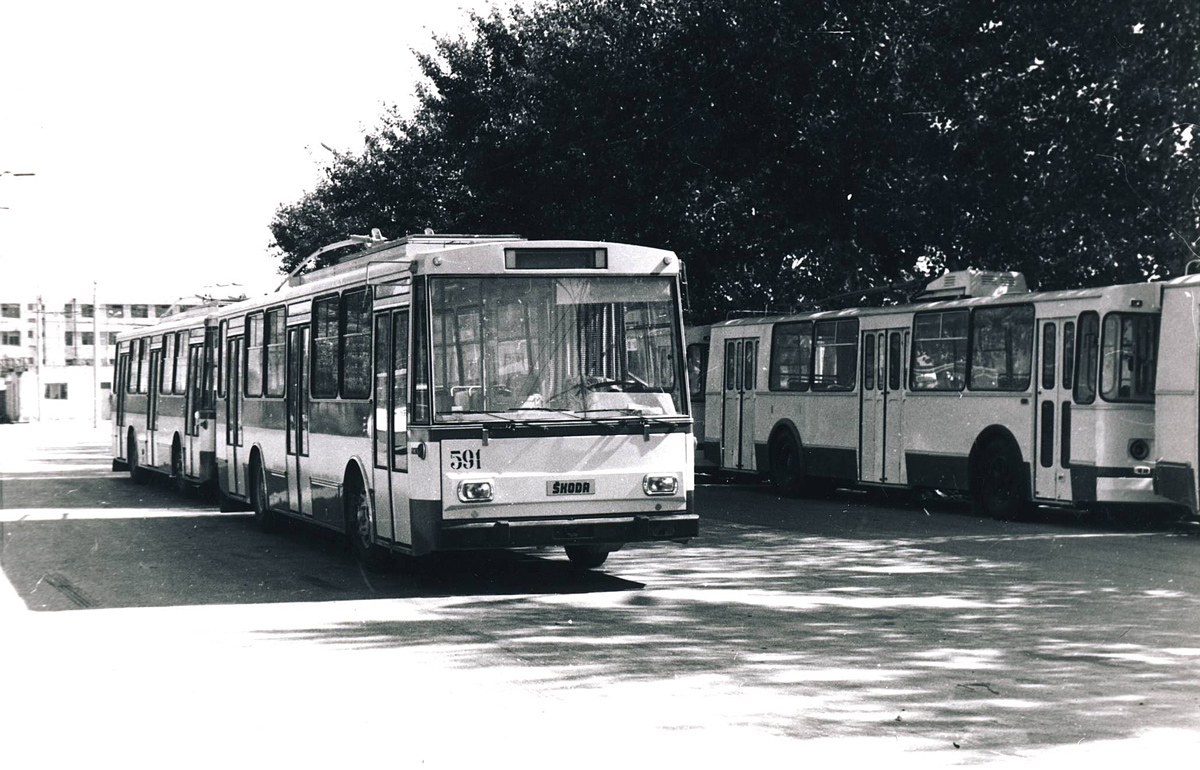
[769, 432, 803, 496]
[251, 461, 277, 532]
[972, 438, 1032, 521]
[171, 441, 187, 494]
[128, 430, 148, 485]
[565, 545, 610, 569]
[345, 476, 387, 570]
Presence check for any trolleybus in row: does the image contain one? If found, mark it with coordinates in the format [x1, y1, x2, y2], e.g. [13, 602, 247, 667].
[696, 269, 1177, 519]
[112, 234, 697, 568]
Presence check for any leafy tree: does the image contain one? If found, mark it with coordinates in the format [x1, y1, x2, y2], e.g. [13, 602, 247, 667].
[269, 0, 1199, 323]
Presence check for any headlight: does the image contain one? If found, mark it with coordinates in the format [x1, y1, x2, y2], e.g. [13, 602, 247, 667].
[457, 480, 494, 502]
[642, 474, 679, 496]
[1128, 439, 1150, 461]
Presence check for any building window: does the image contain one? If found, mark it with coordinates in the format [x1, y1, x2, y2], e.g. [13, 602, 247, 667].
[81, 331, 94, 347]
[154, 305, 171, 317]
[63, 302, 75, 314]
[131, 304, 149, 318]
[1, 304, 19, 318]
[45, 383, 68, 400]
[107, 332, 119, 346]
[106, 305, 125, 318]
[65, 331, 75, 346]
[265, 307, 286, 397]
[2, 331, 22, 346]
[82, 304, 94, 318]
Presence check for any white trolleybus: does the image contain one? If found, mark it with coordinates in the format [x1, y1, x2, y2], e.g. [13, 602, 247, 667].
[1153, 271, 1200, 517]
[112, 305, 220, 490]
[211, 234, 696, 568]
[699, 269, 1175, 519]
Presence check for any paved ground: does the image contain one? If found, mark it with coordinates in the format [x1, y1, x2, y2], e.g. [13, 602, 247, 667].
[1, 421, 1198, 768]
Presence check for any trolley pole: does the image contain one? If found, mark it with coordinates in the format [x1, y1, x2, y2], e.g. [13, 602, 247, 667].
[93, 282, 100, 428]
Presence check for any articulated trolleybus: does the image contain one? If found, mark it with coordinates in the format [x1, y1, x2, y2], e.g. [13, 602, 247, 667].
[213, 235, 696, 568]
[702, 269, 1173, 519]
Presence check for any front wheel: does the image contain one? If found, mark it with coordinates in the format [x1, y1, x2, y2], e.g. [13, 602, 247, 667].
[171, 443, 188, 494]
[345, 479, 387, 570]
[565, 545, 610, 569]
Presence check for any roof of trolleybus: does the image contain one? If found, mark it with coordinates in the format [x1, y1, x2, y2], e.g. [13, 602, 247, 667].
[211, 236, 689, 425]
[114, 304, 218, 343]
[710, 278, 1163, 331]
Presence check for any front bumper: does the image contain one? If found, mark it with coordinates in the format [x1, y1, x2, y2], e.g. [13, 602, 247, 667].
[438, 512, 699, 551]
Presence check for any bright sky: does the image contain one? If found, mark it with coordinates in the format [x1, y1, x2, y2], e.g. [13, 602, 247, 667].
[0, 0, 514, 302]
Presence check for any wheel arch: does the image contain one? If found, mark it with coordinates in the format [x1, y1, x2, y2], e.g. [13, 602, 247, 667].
[968, 425, 1030, 494]
[766, 418, 802, 467]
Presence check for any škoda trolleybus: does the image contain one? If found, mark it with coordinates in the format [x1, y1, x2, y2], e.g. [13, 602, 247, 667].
[701, 269, 1174, 519]
[212, 234, 697, 568]
[112, 305, 219, 490]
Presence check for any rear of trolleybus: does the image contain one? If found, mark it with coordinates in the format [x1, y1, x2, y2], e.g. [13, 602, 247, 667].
[111, 311, 219, 491]
[393, 240, 696, 568]
[1153, 274, 1200, 517]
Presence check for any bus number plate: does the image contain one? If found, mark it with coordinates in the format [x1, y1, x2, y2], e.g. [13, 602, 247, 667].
[547, 479, 596, 496]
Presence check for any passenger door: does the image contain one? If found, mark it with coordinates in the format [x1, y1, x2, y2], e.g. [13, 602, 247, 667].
[147, 349, 161, 467]
[861, 328, 906, 483]
[721, 337, 758, 470]
[226, 336, 244, 497]
[1035, 318, 1074, 501]
[372, 310, 412, 545]
[285, 325, 311, 514]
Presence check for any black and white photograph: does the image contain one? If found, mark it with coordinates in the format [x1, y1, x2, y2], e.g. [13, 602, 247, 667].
[1, 1, 1197, 766]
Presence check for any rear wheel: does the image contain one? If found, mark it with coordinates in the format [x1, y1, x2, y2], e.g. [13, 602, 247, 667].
[128, 430, 147, 485]
[171, 441, 187, 494]
[769, 432, 803, 496]
[972, 438, 1032, 521]
[251, 461, 276, 532]
[565, 545, 610, 569]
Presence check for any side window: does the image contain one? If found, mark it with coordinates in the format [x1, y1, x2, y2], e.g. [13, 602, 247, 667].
[812, 319, 858, 391]
[174, 330, 188, 394]
[265, 307, 286, 398]
[341, 288, 372, 399]
[1100, 314, 1158, 403]
[245, 313, 264, 397]
[687, 343, 708, 400]
[742, 340, 756, 390]
[218, 320, 227, 399]
[768, 321, 811, 391]
[725, 341, 738, 390]
[137, 339, 150, 393]
[888, 332, 902, 391]
[863, 333, 875, 391]
[161, 333, 175, 394]
[911, 310, 968, 391]
[312, 296, 339, 399]
[1062, 321, 1075, 391]
[1041, 323, 1056, 391]
[411, 280, 431, 423]
[1074, 312, 1099, 404]
[969, 305, 1034, 391]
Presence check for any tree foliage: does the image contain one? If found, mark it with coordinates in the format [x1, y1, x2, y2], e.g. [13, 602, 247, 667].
[269, 0, 1199, 323]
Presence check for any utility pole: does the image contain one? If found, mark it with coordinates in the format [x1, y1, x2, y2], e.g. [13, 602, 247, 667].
[33, 295, 42, 421]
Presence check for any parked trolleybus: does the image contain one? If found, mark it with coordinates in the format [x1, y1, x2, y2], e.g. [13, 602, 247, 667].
[1153, 272, 1200, 516]
[112, 306, 220, 490]
[210, 234, 696, 568]
[686, 324, 715, 472]
[699, 269, 1174, 519]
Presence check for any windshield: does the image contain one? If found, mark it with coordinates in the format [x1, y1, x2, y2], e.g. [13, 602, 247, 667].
[430, 276, 684, 422]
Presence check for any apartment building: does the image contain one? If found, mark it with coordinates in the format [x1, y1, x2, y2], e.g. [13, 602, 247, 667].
[1, 296, 200, 422]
